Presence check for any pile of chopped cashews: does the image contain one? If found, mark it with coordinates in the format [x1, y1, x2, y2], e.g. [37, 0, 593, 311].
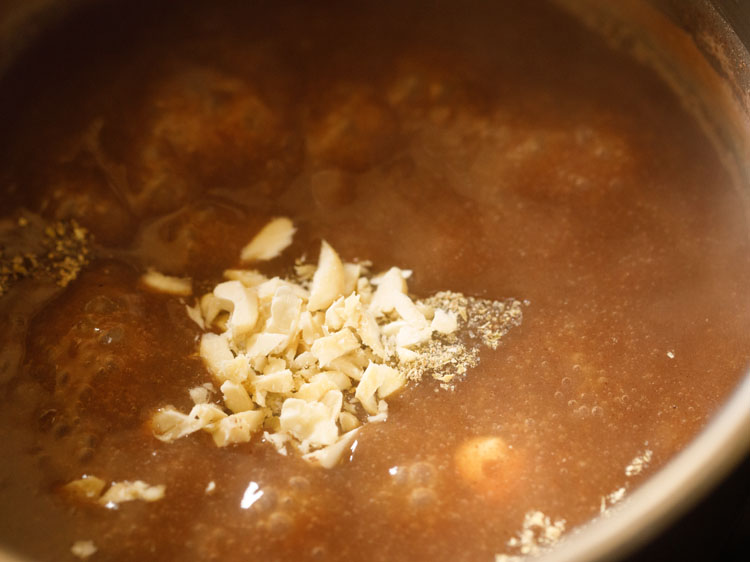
[62, 216, 528, 562]
[148, 217, 463, 468]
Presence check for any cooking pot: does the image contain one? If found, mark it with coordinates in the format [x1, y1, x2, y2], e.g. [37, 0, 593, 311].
[0, 1, 748, 561]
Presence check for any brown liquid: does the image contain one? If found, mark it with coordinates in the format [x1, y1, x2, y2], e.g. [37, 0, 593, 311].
[1, 1, 749, 561]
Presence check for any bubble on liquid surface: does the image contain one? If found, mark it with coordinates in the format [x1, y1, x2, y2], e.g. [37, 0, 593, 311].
[574, 405, 589, 418]
[267, 511, 293, 535]
[408, 462, 436, 486]
[288, 476, 310, 492]
[84, 295, 118, 314]
[408, 487, 437, 509]
[252, 488, 277, 513]
[98, 326, 124, 345]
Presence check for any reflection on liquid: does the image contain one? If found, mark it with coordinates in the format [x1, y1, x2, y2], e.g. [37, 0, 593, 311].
[240, 481, 264, 509]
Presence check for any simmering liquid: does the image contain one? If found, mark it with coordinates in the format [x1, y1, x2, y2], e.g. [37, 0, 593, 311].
[1, 1, 749, 561]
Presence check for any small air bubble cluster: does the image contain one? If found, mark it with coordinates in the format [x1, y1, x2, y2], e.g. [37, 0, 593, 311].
[388, 460, 440, 510]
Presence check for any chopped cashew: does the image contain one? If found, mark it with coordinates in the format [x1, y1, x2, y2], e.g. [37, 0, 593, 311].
[62, 476, 106, 501]
[100, 480, 165, 505]
[432, 308, 458, 334]
[220, 380, 254, 413]
[199, 333, 234, 376]
[355, 362, 404, 415]
[240, 217, 296, 262]
[369, 267, 408, 316]
[213, 280, 259, 344]
[308, 240, 346, 311]
[311, 329, 360, 367]
[152, 408, 202, 442]
[211, 410, 266, 446]
[141, 269, 192, 296]
[303, 428, 360, 468]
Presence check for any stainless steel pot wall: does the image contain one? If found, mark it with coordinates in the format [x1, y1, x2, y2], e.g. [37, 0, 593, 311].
[0, 2, 748, 562]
